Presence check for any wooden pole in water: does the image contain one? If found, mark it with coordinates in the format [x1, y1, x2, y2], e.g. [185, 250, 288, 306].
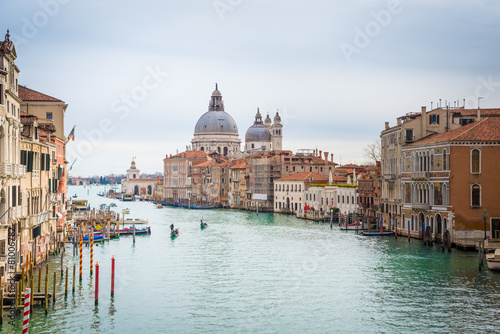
[44, 264, 49, 314]
[72, 264, 76, 293]
[30, 275, 34, 313]
[111, 255, 115, 296]
[38, 266, 42, 293]
[133, 224, 136, 243]
[95, 262, 99, 305]
[52, 271, 56, 303]
[0, 275, 3, 324]
[65, 267, 68, 297]
[61, 250, 64, 278]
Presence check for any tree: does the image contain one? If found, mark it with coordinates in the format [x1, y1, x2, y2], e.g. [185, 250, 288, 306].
[364, 140, 381, 165]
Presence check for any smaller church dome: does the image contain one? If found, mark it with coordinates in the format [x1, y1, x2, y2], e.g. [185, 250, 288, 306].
[274, 111, 281, 123]
[265, 113, 272, 125]
[245, 124, 271, 142]
[245, 108, 271, 142]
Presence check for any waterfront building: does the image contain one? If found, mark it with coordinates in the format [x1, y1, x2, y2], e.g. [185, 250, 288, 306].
[19, 112, 58, 264]
[121, 159, 160, 199]
[381, 106, 500, 235]
[274, 172, 328, 214]
[18, 86, 68, 240]
[0, 30, 24, 278]
[357, 162, 381, 224]
[191, 85, 241, 158]
[163, 150, 208, 204]
[229, 159, 246, 208]
[401, 117, 500, 245]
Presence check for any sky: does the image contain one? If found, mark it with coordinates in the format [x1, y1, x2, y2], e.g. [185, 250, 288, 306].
[2, 0, 500, 177]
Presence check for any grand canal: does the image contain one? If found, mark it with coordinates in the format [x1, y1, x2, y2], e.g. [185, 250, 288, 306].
[3, 185, 500, 333]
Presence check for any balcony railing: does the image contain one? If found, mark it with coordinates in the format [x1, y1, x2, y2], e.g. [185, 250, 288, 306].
[412, 203, 430, 211]
[0, 163, 26, 178]
[411, 171, 430, 181]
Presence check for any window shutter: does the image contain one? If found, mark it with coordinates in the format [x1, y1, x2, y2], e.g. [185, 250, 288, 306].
[437, 115, 440, 124]
[27, 151, 33, 172]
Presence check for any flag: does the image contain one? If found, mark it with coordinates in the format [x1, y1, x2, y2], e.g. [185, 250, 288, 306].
[69, 158, 77, 171]
[67, 126, 75, 142]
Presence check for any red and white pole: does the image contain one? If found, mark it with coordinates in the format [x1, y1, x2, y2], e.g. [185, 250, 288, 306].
[22, 288, 31, 334]
[95, 262, 99, 305]
[111, 255, 115, 296]
[90, 234, 94, 275]
[79, 236, 83, 280]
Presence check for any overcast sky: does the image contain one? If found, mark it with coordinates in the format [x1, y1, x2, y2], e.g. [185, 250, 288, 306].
[3, 0, 500, 176]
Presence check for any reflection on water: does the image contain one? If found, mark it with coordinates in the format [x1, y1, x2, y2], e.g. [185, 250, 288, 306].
[2, 185, 499, 333]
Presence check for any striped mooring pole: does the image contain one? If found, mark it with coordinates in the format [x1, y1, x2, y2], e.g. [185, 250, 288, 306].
[79, 236, 83, 280]
[90, 234, 94, 275]
[22, 288, 31, 334]
[95, 262, 99, 305]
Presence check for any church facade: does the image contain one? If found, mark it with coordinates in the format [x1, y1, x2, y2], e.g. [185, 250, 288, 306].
[191, 84, 283, 157]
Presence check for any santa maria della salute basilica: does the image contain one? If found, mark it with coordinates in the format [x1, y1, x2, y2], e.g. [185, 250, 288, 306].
[191, 84, 283, 158]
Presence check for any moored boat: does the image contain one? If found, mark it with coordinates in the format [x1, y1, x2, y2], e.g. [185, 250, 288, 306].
[340, 222, 366, 231]
[123, 218, 149, 225]
[83, 234, 109, 242]
[115, 227, 151, 235]
[157, 204, 163, 209]
[361, 231, 395, 236]
[486, 249, 500, 271]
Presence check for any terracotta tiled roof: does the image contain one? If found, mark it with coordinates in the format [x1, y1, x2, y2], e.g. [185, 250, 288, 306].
[409, 117, 500, 145]
[192, 161, 212, 168]
[454, 108, 500, 117]
[168, 150, 207, 159]
[276, 172, 328, 182]
[230, 161, 246, 169]
[18, 86, 63, 102]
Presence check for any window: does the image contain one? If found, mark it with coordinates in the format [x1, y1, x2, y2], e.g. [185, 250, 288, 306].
[471, 149, 480, 173]
[443, 149, 447, 171]
[471, 184, 480, 207]
[46, 112, 53, 120]
[405, 129, 414, 143]
[0, 84, 4, 105]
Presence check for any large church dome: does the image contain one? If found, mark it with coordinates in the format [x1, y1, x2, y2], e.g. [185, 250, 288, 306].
[193, 84, 238, 135]
[194, 111, 238, 134]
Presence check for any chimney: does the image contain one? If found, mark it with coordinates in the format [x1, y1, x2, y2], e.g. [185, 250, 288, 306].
[421, 106, 427, 138]
[319, 150, 322, 159]
[385, 122, 389, 130]
[324, 152, 329, 162]
[397, 118, 401, 126]
[330, 153, 334, 163]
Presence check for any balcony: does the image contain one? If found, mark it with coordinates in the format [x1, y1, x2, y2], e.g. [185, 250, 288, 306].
[383, 174, 395, 182]
[412, 203, 430, 211]
[0, 163, 26, 178]
[411, 171, 430, 181]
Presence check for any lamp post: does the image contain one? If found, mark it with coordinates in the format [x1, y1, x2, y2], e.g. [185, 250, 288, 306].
[482, 209, 488, 241]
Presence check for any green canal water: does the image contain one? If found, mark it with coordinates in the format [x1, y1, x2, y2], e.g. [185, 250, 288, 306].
[3, 185, 500, 333]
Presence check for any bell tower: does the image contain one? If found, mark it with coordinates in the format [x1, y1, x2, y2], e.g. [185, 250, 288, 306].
[272, 111, 283, 151]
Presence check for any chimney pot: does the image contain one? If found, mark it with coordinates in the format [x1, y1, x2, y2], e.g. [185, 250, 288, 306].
[385, 122, 389, 130]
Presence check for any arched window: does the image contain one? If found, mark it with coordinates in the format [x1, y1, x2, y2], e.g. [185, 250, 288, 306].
[471, 184, 481, 207]
[147, 185, 152, 195]
[443, 149, 447, 171]
[223, 147, 228, 156]
[471, 149, 480, 173]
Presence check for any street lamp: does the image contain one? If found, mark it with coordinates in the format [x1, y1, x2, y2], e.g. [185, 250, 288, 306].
[482, 209, 488, 240]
